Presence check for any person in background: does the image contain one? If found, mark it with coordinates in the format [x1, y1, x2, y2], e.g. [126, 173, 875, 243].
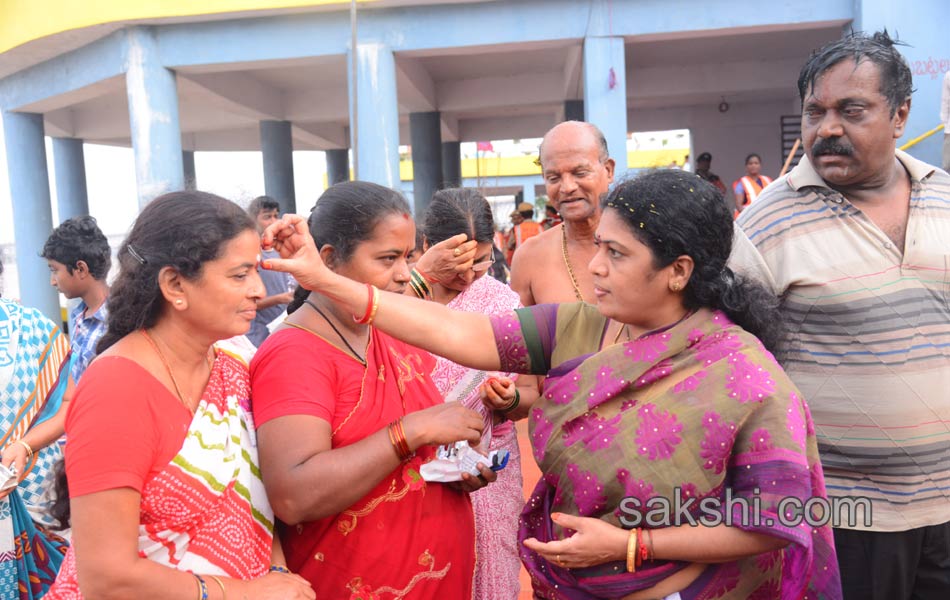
[694, 152, 727, 194]
[541, 203, 562, 230]
[731, 153, 772, 217]
[0, 261, 71, 598]
[259, 169, 841, 600]
[247, 196, 294, 347]
[42, 216, 111, 383]
[505, 201, 543, 264]
[45, 191, 314, 600]
[407, 227, 426, 270]
[250, 181, 494, 599]
[415, 188, 536, 599]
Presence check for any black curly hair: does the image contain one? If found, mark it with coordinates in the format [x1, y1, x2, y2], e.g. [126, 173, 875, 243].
[798, 30, 913, 117]
[97, 191, 255, 352]
[286, 181, 411, 315]
[41, 216, 111, 279]
[602, 170, 784, 354]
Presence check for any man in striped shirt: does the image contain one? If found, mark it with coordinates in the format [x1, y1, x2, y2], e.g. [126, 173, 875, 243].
[732, 31, 950, 599]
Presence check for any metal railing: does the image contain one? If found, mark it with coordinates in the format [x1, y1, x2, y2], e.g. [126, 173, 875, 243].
[899, 123, 945, 151]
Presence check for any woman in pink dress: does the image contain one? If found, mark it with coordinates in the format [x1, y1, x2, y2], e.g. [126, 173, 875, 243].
[413, 188, 539, 599]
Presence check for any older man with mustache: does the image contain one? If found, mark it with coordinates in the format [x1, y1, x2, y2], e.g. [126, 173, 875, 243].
[731, 31, 950, 600]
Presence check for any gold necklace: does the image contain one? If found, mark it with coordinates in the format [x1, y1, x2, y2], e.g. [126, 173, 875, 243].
[612, 321, 630, 344]
[561, 224, 585, 302]
[140, 329, 212, 411]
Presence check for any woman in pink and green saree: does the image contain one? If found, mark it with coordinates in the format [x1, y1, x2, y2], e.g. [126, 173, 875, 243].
[260, 169, 842, 600]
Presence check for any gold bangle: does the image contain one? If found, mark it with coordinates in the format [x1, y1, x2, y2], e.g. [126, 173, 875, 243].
[15, 440, 34, 461]
[626, 528, 638, 573]
[366, 286, 380, 325]
[207, 575, 226, 600]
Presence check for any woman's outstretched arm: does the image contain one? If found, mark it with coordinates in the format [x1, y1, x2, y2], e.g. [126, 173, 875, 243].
[262, 215, 505, 373]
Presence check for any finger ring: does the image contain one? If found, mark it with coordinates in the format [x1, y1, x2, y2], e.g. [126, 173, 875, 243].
[453, 248, 461, 257]
[556, 554, 563, 567]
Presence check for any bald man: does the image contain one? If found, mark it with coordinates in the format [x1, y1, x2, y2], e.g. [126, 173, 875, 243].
[510, 121, 615, 305]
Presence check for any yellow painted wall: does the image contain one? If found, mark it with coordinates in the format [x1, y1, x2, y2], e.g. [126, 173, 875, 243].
[397, 148, 691, 181]
[0, 0, 367, 55]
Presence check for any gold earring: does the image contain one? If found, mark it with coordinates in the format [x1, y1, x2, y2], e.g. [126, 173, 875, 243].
[175, 299, 183, 305]
[671, 282, 682, 292]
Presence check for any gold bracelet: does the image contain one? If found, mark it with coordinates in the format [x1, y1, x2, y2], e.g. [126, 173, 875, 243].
[208, 575, 226, 600]
[15, 440, 34, 461]
[626, 528, 638, 573]
[366, 286, 380, 325]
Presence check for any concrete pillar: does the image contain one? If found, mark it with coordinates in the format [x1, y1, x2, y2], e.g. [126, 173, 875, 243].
[564, 100, 585, 122]
[441, 141, 461, 188]
[1, 111, 60, 320]
[326, 149, 349, 186]
[583, 36, 628, 175]
[125, 27, 184, 208]
[409, 111, 442, 216]
[51, 137, 89, 221]
[182, 150, 197, 191]
[522, 182, 536, 211]
[350, 43, 400, 190]
[260, 120, 296, 214]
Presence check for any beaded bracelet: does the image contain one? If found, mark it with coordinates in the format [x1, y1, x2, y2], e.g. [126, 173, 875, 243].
[637, 527, 648, 567]
[193, 574, 209, 600]
[269, 565, 291, 574]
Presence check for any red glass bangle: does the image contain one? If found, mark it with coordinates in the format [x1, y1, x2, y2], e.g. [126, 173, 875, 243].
[415, 267, 438, 284]
[354, 283, 374, 324]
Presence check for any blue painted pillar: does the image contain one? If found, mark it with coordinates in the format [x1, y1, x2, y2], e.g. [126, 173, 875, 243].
[409, 111, 442, 216]
[125, 27, 183, 208]
[182, 150, 197, 190]
[51, 137, 89, 221]
[522, 182, 536, 212]
[1, 111, 60, 320]
[260, 120, 297, 214]
[441, 141, 461, 188]
[326, 149, 349, 186]
[583, 36, 628, 175]
[350, 43, 400, 190]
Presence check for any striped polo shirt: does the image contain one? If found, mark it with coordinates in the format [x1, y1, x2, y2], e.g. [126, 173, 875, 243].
[731, 151, 950, 532]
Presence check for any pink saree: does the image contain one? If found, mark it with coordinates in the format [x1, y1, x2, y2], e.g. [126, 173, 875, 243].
[430, 275, 524, 600]
[490, 304, 841, 600]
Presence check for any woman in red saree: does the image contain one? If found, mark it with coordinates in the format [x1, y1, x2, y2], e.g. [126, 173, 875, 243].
[262, 170, 842, 599]
[250, 181, 495, 600]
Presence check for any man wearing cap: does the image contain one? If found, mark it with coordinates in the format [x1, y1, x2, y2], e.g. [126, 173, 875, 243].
[694, 151, 727, 194]
[510, 120, 615, 305]
[505, 201, 543, 264]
